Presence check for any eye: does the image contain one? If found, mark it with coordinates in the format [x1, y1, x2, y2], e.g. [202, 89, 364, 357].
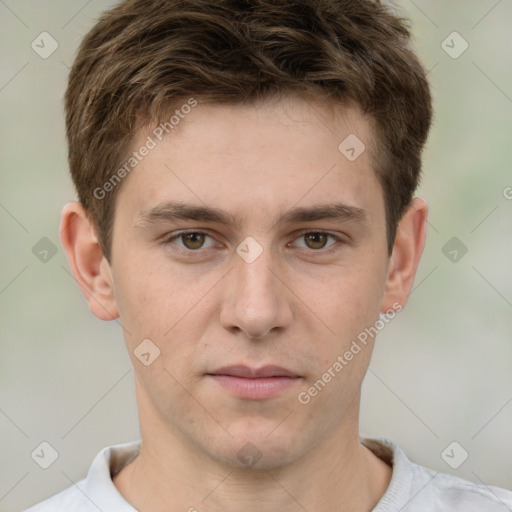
[291, 231, 342, 251]
[164, 231, 217, 252]
[162, 229, 344, 256]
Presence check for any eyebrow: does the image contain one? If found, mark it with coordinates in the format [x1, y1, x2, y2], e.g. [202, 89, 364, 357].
[134, 201, 369, 230]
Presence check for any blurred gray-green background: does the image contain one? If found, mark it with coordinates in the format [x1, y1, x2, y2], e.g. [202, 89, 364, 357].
[1, 1, 511, 510]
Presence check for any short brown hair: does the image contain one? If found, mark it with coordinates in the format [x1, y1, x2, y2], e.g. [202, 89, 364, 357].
[65, 0, 432, 261]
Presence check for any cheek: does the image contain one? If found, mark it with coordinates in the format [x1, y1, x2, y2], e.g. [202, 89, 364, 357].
[113, 260, 213, 375]
[305, 273, 383, 400]
[312, 261, 386, 341]
[112, 256, 177, 347]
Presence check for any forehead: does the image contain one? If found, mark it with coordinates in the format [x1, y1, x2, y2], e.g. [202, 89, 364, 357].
[115, 95, 383, 227]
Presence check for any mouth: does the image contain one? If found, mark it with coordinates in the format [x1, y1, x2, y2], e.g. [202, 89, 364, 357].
[206, 365, 303, 400]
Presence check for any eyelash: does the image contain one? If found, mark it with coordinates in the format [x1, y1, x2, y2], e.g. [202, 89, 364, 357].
[161, 229, 346, 257]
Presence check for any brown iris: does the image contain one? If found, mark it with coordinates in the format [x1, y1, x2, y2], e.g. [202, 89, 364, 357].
[181, 233, 206, 250]
[303, 233, 328, 250]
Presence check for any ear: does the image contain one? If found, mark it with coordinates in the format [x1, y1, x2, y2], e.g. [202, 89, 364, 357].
[380, 197, 428, 313]
[59, 201, 119, 321]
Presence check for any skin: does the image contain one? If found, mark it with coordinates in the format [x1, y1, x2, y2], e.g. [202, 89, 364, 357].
[60, 94, 427, 512]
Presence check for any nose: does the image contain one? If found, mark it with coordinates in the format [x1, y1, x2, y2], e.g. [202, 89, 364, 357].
[219, 241, 294, 340]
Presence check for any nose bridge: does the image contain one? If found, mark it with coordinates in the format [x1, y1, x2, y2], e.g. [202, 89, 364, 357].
[235, 234, 279, 305]
[236, 248, 275, 296]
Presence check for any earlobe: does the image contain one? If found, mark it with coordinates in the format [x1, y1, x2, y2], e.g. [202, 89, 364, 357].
[59, 202, 119, 321]
[380, 198, 428, 314]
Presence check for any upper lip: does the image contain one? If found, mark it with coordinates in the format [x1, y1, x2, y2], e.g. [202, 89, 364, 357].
[208, 365, 300, 378]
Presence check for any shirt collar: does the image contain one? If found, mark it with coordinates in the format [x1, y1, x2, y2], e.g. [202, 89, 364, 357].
[84, 439, 141, 511]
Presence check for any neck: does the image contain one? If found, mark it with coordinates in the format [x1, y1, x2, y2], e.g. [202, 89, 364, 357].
[113, 389, 392, 512]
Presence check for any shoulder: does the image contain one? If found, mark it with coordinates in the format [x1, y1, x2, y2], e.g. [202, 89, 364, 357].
[409, 462, 512, 511]
[362, 437, 512, 511]
[22, 440, 141, 512]
[22, 479, 92, 512]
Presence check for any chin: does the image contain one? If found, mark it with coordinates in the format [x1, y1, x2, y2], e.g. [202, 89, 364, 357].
[209, 425, 307, 470]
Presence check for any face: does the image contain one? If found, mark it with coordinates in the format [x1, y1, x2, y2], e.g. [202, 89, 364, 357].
[108, 95, 394, 469]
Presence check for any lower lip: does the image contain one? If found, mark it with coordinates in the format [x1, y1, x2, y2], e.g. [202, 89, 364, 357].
[208, 375, 301, 399]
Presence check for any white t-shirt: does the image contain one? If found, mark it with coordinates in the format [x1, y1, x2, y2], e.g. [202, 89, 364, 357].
[23, 437, 512, 511]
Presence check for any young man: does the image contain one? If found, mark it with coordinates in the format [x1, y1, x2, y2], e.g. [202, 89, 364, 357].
[25, 0, 512, 510]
